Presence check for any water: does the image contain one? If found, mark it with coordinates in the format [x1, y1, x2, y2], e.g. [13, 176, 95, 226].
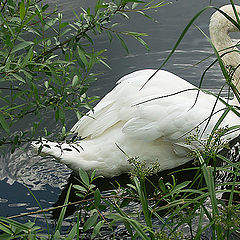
[0, 0, 239, 237]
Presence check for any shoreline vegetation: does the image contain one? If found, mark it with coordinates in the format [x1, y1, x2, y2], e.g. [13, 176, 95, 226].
[0, 0, 239, 239]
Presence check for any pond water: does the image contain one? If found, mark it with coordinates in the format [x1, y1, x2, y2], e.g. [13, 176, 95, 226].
[0, 0, 239, 237]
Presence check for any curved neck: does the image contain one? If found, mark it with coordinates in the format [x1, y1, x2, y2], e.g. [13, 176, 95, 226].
[210, 25, 233, 51]
[210, 21, 240, 101]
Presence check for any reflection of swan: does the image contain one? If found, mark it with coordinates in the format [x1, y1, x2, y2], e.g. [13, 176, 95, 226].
[33, 5, 240, 177]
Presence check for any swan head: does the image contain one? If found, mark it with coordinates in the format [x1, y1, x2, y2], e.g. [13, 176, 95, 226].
[210, 5, 240, 33]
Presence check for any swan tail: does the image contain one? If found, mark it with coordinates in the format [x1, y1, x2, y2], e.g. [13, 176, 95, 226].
[32, 139, 78, 157]
[31, 139, 103, 172]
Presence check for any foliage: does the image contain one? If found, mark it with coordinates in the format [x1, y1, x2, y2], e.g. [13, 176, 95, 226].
[0, 0, 240, 240]
[1, 147, 240, 239]
[0, 0, 166, 153]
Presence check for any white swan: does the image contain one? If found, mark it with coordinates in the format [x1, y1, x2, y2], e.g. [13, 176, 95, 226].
[33, 5, 240, 177]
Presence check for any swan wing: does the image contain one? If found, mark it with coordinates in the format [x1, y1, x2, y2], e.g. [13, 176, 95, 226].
[122, 98, 205, 142]
[71, 69, 208, 139]
[71, 72, 138, 138]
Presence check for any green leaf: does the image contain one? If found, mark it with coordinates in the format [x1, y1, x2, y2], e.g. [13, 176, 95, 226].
[91, 220, 104, 239]
[21, 69, 33, 80]
[22, 46, 33, 66]
[55, 184, 72, 232]
[60, 28, 71, 37]
[0, 113, 9, 133]
[158, 178, 167, 194]
[76, 111, 82, 120]
[10, 73, 25, 83]
[23, 13, 37, 26]
[12, 41, 34, 53]
[95, 23, 102, 33]
[83, 213, 98, 232]
[53, 230, 61, 239]
[120, 198, 132, 208]
[0, 12, 14, 37]
[42, 4, 49, 12]
[94, 188, 101, 207]
[134, 36, 149, 50]
[107, 31, 113, 42]
[44, 81, 49, 89]
[20, 1, 25, 21]
[59, 22, 69, 29]
[79, 168, 90, 187]
[55, 109, 59, 122]
[72, 185, 87, 193]
[72, 75, 79, 88]
[0, 223, 12, 235]
[75, 192, 85, 198]
[132, 2, 140, 9]
[116, 34, 129, 54]
[98, 59, 111, 69]
[133, 177, 154, 238]
[77, 46, 88, 67]
[66, 223, 77, 240]
[173, 181, 191, 191]
[43, 18, 57, 31]
[118, 11, 129, 19]
[32, 83, 39, 102]
[61, 126, 66, 135]
[90, 170, 96, 181]
[59, 108, 65, 124]
[0, 217, 30, 232]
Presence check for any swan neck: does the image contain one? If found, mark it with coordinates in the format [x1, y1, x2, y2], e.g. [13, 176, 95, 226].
[210, 20, 240, 98]
[210, 26, 232, 51]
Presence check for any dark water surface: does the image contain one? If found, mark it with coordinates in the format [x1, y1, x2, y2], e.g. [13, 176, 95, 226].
[0, 0, 238, 236]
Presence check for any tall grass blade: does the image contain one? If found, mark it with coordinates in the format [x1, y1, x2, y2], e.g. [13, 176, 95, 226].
[55, 184, 72, 233]
[104, 199, 150, 240]
[24, 184, 50, 236]
[0, 217, 31, 232]
[140, 6, 211, 90]
[197, 151, 224, 239]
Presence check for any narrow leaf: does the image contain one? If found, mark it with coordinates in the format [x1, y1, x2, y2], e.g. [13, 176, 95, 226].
[55, 184, 72, 232]
[0, 223, 12, 234]
[0, 113, 9, 133]
[59, 22, 69, 29]
[22, 46, 33, 66]
[91, 220, 104, 239]
[116, 34, 129, 54]
[79, 168, 89, 186]
[83, 213, 98, 232]
[20, 1, 25, 21]
[12, 41, 34, 53]
[72, 185, 87, 193]
[66, 223, 77, 240]
[72, 75, 79, 88]
[77, 46, 88, 67]
[94, 188, 101, 207]
[11, 73, 26, 83]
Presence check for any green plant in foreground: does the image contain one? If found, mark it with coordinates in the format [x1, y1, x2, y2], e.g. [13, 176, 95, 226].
[0, 151, 239, 239]
[1, 0, 240, 239]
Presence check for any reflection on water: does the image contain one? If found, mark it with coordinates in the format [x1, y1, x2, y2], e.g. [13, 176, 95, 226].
[0, 146, 71, 189]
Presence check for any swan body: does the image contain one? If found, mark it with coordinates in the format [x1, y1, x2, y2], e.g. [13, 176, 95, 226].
[33, 5, 240, 177]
